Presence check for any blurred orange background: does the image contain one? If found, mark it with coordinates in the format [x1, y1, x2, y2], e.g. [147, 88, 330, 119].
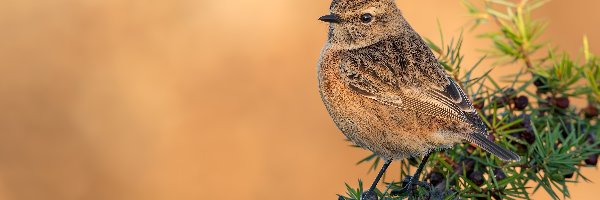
[0, 0, 599, 199]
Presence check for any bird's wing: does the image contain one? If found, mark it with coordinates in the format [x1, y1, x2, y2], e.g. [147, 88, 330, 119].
[441, 78, 520, 161]
[340, 43, 520, 161]
[340, 55, 480, 129]
[438, 77, 487, 132]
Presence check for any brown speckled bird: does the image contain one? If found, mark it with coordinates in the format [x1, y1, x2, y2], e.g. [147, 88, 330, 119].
[317, 0, 520, 199]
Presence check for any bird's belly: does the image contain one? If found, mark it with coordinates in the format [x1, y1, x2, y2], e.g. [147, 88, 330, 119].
[330, 102, 458, 160]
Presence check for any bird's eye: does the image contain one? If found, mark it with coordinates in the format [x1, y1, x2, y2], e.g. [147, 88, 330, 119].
[360, 13, 373, 23]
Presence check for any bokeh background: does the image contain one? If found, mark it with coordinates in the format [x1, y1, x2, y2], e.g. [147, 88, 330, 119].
[0, 0, 599, 199]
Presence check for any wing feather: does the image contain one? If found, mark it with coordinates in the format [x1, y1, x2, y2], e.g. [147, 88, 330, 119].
[339, 37, 519, 161]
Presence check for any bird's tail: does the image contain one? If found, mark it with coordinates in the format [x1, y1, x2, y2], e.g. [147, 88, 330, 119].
[467, 133, 520, 161]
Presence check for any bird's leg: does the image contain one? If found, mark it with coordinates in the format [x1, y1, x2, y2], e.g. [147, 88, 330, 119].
[360, 159, 392, 200]
[395, 152, 432, 199]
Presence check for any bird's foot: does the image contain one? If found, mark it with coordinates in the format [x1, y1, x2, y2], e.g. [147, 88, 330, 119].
[360, 189, 378, 200]
[390, 176, 431, 198]
[401, 176, 413, 186]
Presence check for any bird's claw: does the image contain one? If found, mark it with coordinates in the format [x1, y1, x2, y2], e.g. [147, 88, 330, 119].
[390, 178, 431, 198]
[361, 189, 378, 200]
[401, 176, 413, 186]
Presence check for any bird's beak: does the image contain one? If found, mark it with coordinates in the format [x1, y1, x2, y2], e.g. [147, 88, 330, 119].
[319, 14, 341, 23]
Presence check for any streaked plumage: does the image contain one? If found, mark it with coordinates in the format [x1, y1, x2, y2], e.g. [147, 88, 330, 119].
[317, 0, 519, 162]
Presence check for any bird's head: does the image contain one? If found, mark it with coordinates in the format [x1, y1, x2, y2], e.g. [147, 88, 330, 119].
[319, 0, 404, 49]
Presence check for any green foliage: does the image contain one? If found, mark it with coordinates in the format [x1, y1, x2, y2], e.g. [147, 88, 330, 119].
[339, 0, 600, 199]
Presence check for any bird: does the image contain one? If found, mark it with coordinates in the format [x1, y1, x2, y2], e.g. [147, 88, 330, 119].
[316, 0, 520, 199]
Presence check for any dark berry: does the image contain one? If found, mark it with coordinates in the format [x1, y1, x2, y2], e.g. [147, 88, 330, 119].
[514, 96, 529, 110]
[585, 154, 598, 166]
[534, 75, 550, 93]
[533, 75, 547, 87]
[492, 96, 509, 108]
[555, 97, 570, 109]
[520, 116, 535, 144]
[520, 114, 532, 130]
[474, 97, 485, 110]
[494, 168, 506, 189]
[588, 133, 598, 147]
[493, 168, 507, 181]
[564, 172, 574, 179]
[583, 105, 599, 119]
[522, 130, 535, 144]
[468, 170, 485, 186]
[454, 159, 475, 175]
[491, 192, 502, 200]
[463, 159, 475, 173]
[428, 171, 445, 186]
[534, 80, 543, 87]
